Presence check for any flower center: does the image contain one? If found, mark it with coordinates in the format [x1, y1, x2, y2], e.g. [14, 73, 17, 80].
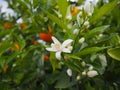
[54, 43, 61, 50]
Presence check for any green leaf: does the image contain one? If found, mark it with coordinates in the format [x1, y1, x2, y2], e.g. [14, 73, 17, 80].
[65, 54, 81, 60]
[76, 47, 108, 56]
[90, 0, 119, 23]
[12, 33, 26, 50]
[42, 8, 69, 31]
[55, 71, 75, 89]
[0, 40, 12, 56]
[50, 52, 61, 71]
[58, 0, 68, 19]
[107, 47, 120, 61]
[14, 73, 24, 84]
[84, 25, 109, 39]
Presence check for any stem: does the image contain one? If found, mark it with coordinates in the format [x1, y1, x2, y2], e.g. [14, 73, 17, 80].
[72, 17, 89, 53]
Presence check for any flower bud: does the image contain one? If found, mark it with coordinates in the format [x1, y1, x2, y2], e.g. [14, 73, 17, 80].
[87, 70, 98, 77]
[83, 21, 90, 28]
[66, 15, 72, 20]
[76, 75, 81, 80]
[67, 68, 72, 77]
[73, 29, 79, 35]
[82, 71, 86, 76]
[88, 66, 93, 71]
[79, 37, 85, 44]
[81, 61, 86, 67]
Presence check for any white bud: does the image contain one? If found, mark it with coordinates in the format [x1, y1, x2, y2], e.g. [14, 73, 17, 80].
[99, 34, 103, 37]
[67, 23, 72, 29]
[88, 66, 93, 71]
[44, 17, 48, 22]
[83, 21, 90, 28]
[81, 61, 86, 67]
[58, 14, 62, 18]
[87, 70, 98, 77]
[88, 12, 92, 17]
[79, 37, 85, 43]
[66, 15, 72, 20]
[67, 68, 72, 77]
[12, 63, 16, 67]
[82, 71, 86, 76]
[73, 29, 79, 35]
[76, 75, 81, 80]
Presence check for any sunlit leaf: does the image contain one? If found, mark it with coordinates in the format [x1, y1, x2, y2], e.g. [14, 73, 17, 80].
[90, 0, 119, 23]
[107, 47, 120, 61]
[84, 25, 109, 39]
[76, 47, 108, 56]
[58, 0, 68, 20]
[42, 8, 69, 32]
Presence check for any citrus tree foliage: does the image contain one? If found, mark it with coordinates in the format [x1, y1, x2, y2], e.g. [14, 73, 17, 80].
[0, 0, 120, 89]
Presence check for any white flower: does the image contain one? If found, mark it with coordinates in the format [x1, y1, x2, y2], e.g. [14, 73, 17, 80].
[67, 68, 72, 77]
[87, 70, 98, 77]
[46, 36, 73, 60]
[79, 37, 85, 44]
[84, 1, 94, 14]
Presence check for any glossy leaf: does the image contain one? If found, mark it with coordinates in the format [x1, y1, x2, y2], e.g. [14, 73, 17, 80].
[90, 0, 119, 23]
[58, 0, 68, 20]
[84, 25, 109, 39]
[0, 40, 12, 55]
[107, 47, 120, 61]
[76, 47, 108, 56]
[42, 8, 69, 31]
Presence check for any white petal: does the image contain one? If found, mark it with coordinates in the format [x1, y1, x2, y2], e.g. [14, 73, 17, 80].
[62, 39, 73, 48]
[46, 48, 57, 52]
[55, 51, 61, 60]
[52, 36, 61, 44]
[87, 70, 98, 78]
[62, 48, 71, 53]
[84, 2, 91, 13]
[67, 68, 72, 77]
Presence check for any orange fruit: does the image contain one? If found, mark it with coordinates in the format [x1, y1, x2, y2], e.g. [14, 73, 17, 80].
[70, 6, 79, 15]
[39, 33, 52, 42]
[20, 23, 27, 29]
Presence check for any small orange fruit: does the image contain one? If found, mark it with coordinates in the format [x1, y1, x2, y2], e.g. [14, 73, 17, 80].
[39, 33, 52, 42]
[70, 6, 79, 15]
[3, 65, 9, 74]
[4, 22, 10, 29]
[44, 55, 49, 61]
[20, 23, 27, 29]
[31, 40, 38, 45]
[14, 42, 21, 51]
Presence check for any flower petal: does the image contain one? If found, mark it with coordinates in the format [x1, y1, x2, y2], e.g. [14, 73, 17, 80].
[55, 51, 61, 60]
[52, 36, 61, 44]
[46, 48, 57, 52]
[62, 39, 73, 48]
[62, 48, 71, 53]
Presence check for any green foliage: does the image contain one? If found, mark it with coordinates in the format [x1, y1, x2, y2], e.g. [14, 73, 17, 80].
[0, 0, 120, 89]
